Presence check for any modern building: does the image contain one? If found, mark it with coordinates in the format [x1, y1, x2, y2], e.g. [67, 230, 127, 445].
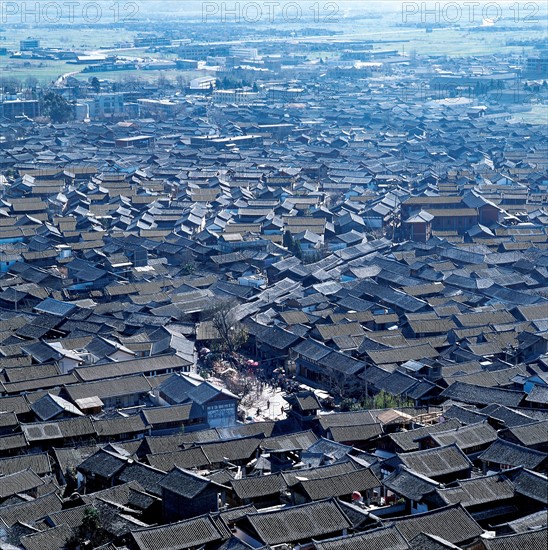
[20, 38, 40, 51]
[0, 99, 40, 120]
[212, 89, 259, 104]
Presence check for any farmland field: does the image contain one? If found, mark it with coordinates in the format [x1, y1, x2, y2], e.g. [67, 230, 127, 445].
[0, 1, 546, 82]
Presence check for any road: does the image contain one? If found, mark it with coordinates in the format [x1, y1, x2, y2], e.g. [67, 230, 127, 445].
[54, 70, 81, 87]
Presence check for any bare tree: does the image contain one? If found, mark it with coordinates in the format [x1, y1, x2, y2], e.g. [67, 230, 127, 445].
[157, 72, 171, 90]
[207, 300, 248, 354]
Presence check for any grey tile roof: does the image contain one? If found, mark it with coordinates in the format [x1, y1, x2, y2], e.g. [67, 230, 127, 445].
[388, 418, 462, 452]
[327, 423, 382, 443]
[428, 421, 498, 451]
[77, 448, 127, 478]
[20, 524, 72, 550]
[64, 374, 152, 402]
[0, 453, 52, 476]
[117, 462, 166, 497]
[92, 414, 148, 438]
[507, 467, 548, 504]
[442, 404, 489, 425]
[479, 439, 547, 470]
[242, 498, 352, 545]
[158, 466, 227, 498]
[389, 504, 483, 545]
[295, 467, 380, 501]
[314, 525, 410, 550]
[434, 472, 515, 507]
[482, 528, 548, 550]
[146, 447, 210, 472]
[501, 419, 548, 447]
[261, 430, 318, 452]
[496, 510, 547, 534]
[382, 466, 439, 502]
[140, 403, 192, 426]
[397, 444, 473, 478]
[318, 410, 376, 430]
[440, 381, 525, 408]
[199, 435, 262, 464]
[131, 515, 226, 550]
[282, 461, 357, 488]
[0, 469, 44, 499]
[0, 491, 62, 527]
[231, 472, 287, 500]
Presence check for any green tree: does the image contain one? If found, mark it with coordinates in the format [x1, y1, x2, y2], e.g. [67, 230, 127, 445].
[40, 91, 73, 123]
[90, 77, 101, 93]
[283, 230, 294, 249]
[64, 507, 109, 549]
[372, 390, 412, 409]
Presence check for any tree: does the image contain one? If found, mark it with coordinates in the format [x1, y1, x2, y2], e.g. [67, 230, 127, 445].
[207, 300, 248, 354]
[64, 506, 109, 549]
[283, 229, 294, 249]
[1, 77, 22, 94]
[157, 72, 171, 89]
[40, 91, 73, 123]
[90, 77, 101, 93]
[283, 230, 302, 259]
[24, 76, 38, 91]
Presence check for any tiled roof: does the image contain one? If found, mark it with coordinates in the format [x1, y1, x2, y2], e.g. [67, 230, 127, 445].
[397, 444, 472, 478]
[92, 414, 148, 438]
[295, 467, 380, 501]
[242, 498, 352, 545]
[159, 467, 226, 498]
[435, 473, 515, 507]
[0, 453, 52, 476]
[64, 374, 152, 402]
[0, 469, 44, 499]
[261, 430, 318, 452]
[327, 422, 382, 443]
[428, 421, 498, 450]
[82, 480, 149, 509]
[20, 524, 72, 550]
[440, 381, 525, 408]
[442, 404, 489, 425]
[498, 509, 547, 534]
[77, 449, 127, 478]
[147, 447, 210, 472]
[501, 419, 548, 447]
[117, 462, 167, 497]
[282, 461, 357, 488]
[479, 439, 547, 470]
[388, 418, 461, 452]
[231, 472, 287, 500]
[0, 491, 62, 527]
[508, 468, 548, 504]
[382, 466, 439, 501]
[141, 433, 188, 455]
[131, 515, 226, 550]
[482, 528, 548, 550]
[389, 504, 483, 545]
[314, 525, 410, 550]
[141, 403, 192, 425]
[318, 410, 376, 430]
[199, 435, 262, 464]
